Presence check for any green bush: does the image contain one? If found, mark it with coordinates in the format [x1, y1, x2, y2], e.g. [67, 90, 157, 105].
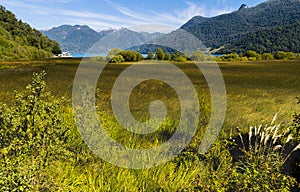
[156, 48, 164, 60]
[109, 55, 125, 63]
[0, 71, 86, 191]
[245, 50, 258, 58]
[274, 51, 288, 60]
[262, 53, 274, 60]
[164, 52, 171, 61]
[147, 52, 154, 59]
[119, 50, 143, 62]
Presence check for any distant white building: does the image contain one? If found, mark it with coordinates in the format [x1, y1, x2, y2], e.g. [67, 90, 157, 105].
[58, 52, 72, 58]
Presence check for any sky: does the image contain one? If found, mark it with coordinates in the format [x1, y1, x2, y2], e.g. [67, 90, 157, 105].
[0, 0, 266, 33]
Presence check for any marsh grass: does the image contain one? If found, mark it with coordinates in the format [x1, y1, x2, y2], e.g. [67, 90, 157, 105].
[0, 60, 300, 191]
[1, 60, 299, 133]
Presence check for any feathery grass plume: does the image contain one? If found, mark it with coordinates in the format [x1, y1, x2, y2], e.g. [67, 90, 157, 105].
[271, 113, 278, 125]
[236, 113, 300, 170]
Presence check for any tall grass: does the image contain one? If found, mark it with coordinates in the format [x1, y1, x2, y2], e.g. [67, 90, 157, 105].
[0, 60, 299, 191]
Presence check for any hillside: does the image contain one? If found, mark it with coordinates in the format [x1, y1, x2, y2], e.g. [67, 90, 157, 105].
[84, 28, 163, 55]
[0, 6, 61, 60]
[41, 25, 114, 54]
[219, 22, 300, 54]
[181, 0, 300, 53]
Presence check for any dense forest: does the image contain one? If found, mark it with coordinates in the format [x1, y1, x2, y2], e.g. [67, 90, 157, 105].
[0, 6, 61, 60]
[219, 22, 300, 54]
[181, 0, 300, 54]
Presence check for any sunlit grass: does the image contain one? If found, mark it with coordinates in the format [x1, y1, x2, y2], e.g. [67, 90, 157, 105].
[0, 60, 299, 191]
[0, 59, 299, 136]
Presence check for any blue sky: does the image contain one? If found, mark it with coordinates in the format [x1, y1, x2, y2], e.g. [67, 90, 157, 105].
[0, 0, 265, 32]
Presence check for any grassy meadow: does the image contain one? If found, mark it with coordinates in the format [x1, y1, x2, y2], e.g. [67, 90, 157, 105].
[0, 58, 300, 191]
[1, 59, 299, 133]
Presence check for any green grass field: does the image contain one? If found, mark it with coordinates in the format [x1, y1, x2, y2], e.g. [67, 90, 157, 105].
[1, 59, 299, 134]
[0, 59, 300, 191]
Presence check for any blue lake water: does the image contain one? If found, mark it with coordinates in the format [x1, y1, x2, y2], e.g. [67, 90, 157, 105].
[71, 53, 221, 58]
[71, 53, 149, 58]
[71, 53, 105, 58]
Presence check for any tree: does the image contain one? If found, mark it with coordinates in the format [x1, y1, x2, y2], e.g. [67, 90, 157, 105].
[51, 41, 62, 55]
[245, 50, 258, 58]
[147, 52, 154, 59]
[274, 51, 287, 60]
[164, 52, 171, 61]
[108, 48, 122, 58]
[119, 50, 143, 62]
[191, 50, 206, 61]
[287, 52, 296, 60]
[262, 53, 274, 60]
[156, 48, 164, 60]
[109, 55, 125, 63]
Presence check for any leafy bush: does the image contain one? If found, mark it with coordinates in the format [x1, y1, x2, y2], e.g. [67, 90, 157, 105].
[156, 48, 164, 60]
[109, 55, 125, 63]
[274, 51, 288, 60]
[147, 52, 154, 59]
[262, 53, 274, 60]
[119, 50, 143, 62]
[0, 71, 86, 191]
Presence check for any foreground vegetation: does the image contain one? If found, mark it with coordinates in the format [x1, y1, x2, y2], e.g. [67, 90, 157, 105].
[0, 59, 300, 191]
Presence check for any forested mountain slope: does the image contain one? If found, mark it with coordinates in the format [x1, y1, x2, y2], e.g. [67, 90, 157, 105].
[0, 6, 61, 60]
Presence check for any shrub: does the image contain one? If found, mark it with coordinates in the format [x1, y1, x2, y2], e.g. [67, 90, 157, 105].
[173, 56, 187, 62]
[274, 51, 288, 60]
[191, 50, 206, 61]
[248, 57, 257, 61]
[109, 55, 125, 63]
[156, 48, 164, 60]
[287, 52, 296, 60]
[164, 52, 171, 61]
[0, 71, 86, 191]
[262, 53, 274, 60]
[240, 56, 249, 61]
[245, 50, 258, 58]
[119, 50, 143, 62]
[147, 52, 154, 59]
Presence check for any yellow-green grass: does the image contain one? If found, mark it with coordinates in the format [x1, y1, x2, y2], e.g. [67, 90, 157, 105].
[1, 59, 299, 191]
[0, 59, 299, 138]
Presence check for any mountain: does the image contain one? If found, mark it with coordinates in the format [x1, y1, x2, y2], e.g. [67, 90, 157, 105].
[0, 5, 61, 60]
[128, 29, 207, 54]
[181, 0, 300, 53]
[82, 28, 163, 55]
[219, 21, 300, 54]
[42, 26, 163, 54]
[41, 25, 114, 54]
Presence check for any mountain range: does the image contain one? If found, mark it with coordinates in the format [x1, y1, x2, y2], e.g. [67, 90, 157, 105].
[42, 0, 300, 55]
[41, 25, 114, 54]
[41, 26, 163, 54]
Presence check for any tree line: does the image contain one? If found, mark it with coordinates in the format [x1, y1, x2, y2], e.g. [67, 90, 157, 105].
[103, 48, 300, 63]
[216, 50, 300, 62]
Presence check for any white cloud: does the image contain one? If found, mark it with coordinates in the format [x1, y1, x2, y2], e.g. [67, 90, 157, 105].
[0, 0, 235, 33]
[108, 0, 235, 29]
